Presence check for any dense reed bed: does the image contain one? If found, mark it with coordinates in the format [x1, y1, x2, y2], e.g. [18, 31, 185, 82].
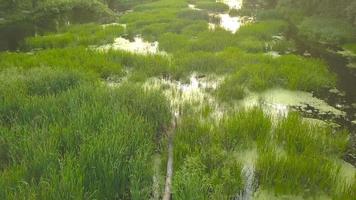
[173, 105, 354, 199]
[0, 67, 171, 199]
[0, 0, 354, 199]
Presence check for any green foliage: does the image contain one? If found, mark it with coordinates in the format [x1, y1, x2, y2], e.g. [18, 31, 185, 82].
[23, 23, 125, 49]
[228, 54, 335, 92]
[0, 47, 124, 79]
[0, 67, 171, 199]
[0, 47, 174, 80]
[298, 17, 356, 45]
[195, 2, 229, 13]
[173, 112, 244, 199]
[237, 20, 289, 40]
[215, 77, 246, 102]
[174, 51, 228, 74]
[343, 43, 356, 54]
[257, 149, 341, 196]
[177, 9, 209, 21]
[221, 108, 272, 149]
[275, 113, 349, 156]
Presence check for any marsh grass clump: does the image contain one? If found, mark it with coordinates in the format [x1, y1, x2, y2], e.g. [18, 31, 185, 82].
[343, 43, 356, 54]
[195, 2, 229, 13]
[23, 23, 125, 50]
[158, 33, 192, 53]
[174, 51, 229, 74]
[173, 103, 351, 199]
[215, 77, 246, 102]
[172, 110, 245, 199]
[0, 47, 124, 79]
[237, 20, 289, 41]
[235, 36, 265, 53]
[229, 9, 240, 17]
[225, 54, 336, 92]
[0, 67, 171, 199]
[177, 9, 209, 21]
[1, 67, 88, 97]
[0, 47, 175, 80]
[275, 113, 349, 156]
[268, 38, 296, 53]
[256, 149, 341, 197]
[221, 108, 272, 150]
[298, 17, 356, 45]
[191, 29, 239, 52]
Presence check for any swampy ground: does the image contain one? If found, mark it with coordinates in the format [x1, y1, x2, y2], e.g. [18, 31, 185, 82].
[0, 0, 356, 199]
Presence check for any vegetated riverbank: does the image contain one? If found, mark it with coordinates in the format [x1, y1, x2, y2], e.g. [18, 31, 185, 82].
[289, 32, 356, 164]
[0, 0, 355, 199]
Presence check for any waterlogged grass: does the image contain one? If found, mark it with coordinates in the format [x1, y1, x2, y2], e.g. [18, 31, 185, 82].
[237, 20, 289, 41]
[0, 47, 174, 80]
[215, 79, 246, 102]
[256, 149, 341, 197]
[213, 51, 335, 102]
[1, 0, 353, 199]
[120, 0, 208, 40]
[23, 23, 125, 50]
[173, 112, 244, 199]
[0, 47, 124, 79]
[0, 67, 171, 199]
[275, 113, 349, 156]
[216, 54, 335, 98]
[343, 43, 356, 54]
[221, 108, 272, 150]
[177, 9, 210, 21]
[173, 106, 352, 198]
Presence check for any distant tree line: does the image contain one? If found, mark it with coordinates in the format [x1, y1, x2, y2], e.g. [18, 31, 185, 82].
[0, 0, 153, 50]
[243, 0, 356, 25]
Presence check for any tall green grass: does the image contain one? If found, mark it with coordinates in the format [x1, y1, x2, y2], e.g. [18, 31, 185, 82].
[343, 43, 356, 54]
[0, 47, 175, 80]
[173, 105, 352, 199]
[23, 23, 125, 50]
[195, 2, 229, 13]
[298, 17, 356, 45]
[275, 113, 349, 156]
[0, 67, 171, 199]
[256, 149, 341, 196]
[219, 54, 335, 94]
[237, 20, 289, 41]
[173, 112, 244, 199]
[0, 47, 123, 79]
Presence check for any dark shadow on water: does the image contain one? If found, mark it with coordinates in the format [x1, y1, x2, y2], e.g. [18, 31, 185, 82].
[290, 29, 356, 165]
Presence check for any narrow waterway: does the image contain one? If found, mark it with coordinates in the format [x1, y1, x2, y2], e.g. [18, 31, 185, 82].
[293, 36, 356, 164]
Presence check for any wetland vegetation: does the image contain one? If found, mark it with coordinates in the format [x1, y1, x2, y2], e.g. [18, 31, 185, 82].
[0, 0, 355, 199]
